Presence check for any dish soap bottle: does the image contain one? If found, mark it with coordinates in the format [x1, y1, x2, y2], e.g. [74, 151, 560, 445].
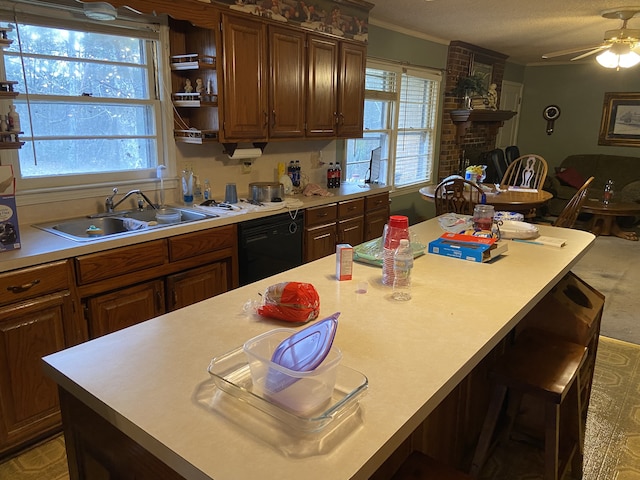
[203, 179, 211, 201]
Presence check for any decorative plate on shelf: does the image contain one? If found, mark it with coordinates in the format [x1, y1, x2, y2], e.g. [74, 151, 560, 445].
[498, 220, 539, 239]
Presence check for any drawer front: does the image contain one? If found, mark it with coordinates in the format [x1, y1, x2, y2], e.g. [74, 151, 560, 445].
[365, 192, 390, 211]
[75, 240, 168, 285]
[305, 204, 337, 227]
[0, 260, 71, 306]
[169, 224, 236, 262]
[338, 198, 364, 219]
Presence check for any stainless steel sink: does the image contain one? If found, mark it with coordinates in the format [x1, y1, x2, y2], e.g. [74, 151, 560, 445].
[34, 207, 214, 242]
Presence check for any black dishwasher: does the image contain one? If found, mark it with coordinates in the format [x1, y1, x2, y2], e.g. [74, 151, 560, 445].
[238, 211, 304, 286]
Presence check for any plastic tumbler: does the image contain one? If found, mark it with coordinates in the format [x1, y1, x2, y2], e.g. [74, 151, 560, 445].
[382, 215, 410, 286]
[224, 183, 238, 204]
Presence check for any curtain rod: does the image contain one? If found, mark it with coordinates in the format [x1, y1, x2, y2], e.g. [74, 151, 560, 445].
[367, 55, 445, 75]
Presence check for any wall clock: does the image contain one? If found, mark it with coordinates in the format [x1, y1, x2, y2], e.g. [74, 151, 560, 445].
[543, 105, 561, 135]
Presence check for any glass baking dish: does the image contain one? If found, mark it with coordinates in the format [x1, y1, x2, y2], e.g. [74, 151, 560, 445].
[207, 346, 368, 434]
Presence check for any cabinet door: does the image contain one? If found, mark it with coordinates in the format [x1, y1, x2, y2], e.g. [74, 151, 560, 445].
[365, 208, 389, 242]
[306, 35, 338, 137]
[338, 216, 364, 246]
[337, 41, 366, 138]
[269, 26, 305, 138]
[304, 223, 337, 263]
[166, 263, 228, 311]
[87, 280, 165, 338]
[220, 13, 268, 141]
[0, 292, 71, 453]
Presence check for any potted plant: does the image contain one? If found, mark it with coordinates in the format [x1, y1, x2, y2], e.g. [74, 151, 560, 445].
[451, 74, 487, 109]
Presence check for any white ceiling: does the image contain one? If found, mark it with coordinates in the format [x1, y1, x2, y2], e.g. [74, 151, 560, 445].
[368, 1, 640, 65]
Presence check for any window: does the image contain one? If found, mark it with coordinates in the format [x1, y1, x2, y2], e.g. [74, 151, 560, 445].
[0, 5, 163, 189]
[345, 60, 441, 190]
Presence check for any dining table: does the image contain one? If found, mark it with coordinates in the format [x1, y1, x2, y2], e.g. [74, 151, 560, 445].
[419, 184, 553, 216]
[42, 217, 595, 480]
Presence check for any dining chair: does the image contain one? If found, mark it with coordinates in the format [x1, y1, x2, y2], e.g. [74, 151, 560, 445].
[434, 177, 485, 215]
[505, 145, 520, 164]
[488, 148, 507, 183]
[501, 154, 548, 190]
[553, 176, 595, 228]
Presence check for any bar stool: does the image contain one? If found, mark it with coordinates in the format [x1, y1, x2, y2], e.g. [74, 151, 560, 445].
[391, 451, 474, 480]
[470, 329, 587, 480]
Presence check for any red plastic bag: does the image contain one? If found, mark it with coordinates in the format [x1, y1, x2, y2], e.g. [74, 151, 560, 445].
[257, 282, 320, 323]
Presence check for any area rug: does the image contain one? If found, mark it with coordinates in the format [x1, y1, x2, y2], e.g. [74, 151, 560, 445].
[1, 336, 639, 480]
[480, 335, 640, 480]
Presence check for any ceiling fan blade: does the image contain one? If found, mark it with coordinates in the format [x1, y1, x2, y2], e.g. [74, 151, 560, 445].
[571, 45, 611, 61]
[542, 44, 607, 59]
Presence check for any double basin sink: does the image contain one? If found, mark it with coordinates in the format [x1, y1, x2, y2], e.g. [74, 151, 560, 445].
[34, 206, 214, 242]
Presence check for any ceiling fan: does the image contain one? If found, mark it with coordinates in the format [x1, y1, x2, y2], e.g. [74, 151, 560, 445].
[542, 8, 640, 62]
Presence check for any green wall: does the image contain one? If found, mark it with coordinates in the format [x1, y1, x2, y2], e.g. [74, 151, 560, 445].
[517, 63, 640, 171]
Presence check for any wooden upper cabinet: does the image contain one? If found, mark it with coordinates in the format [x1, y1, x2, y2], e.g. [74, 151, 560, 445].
[337, 42, 366, 138]
[306, 35, 338, 137]
[220, 13, 268, 141]
[269, 26, 306, 139]
[306, 36, 366, 139]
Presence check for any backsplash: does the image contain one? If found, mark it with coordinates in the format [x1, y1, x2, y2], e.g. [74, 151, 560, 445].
[17, 139, 340, 225]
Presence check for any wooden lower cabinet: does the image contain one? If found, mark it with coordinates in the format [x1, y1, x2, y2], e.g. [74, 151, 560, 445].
[86, 280, 165, 338]
[59, 389, 184, 480]
[0, 292, 73, 455]
[304, 222, 337, 263]
[338, 216, 364, 246]
[166, 262, 228, 311]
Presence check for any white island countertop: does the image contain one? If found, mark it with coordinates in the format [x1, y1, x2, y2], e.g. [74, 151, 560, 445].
[42, 218, 595, 480]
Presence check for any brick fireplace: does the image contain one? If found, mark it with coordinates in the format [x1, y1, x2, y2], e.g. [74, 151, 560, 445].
[438, 41, 508, 180]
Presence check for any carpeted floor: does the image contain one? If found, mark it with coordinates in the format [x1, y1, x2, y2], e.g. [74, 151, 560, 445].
[572, 233, 640, 345]
[1, 234, 638, 480]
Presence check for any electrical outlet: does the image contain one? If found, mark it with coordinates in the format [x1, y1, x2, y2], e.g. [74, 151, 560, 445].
[242, 161, 252, 174]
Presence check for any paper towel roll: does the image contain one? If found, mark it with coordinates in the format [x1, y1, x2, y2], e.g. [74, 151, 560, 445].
[228, 148, 263, 160]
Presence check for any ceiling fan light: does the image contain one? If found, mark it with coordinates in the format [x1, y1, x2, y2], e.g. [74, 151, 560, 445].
[596, 48, 640, 68]
[83, 2, 117, 21]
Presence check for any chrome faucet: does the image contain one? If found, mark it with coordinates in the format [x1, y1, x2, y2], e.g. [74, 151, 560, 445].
[105, 187, 157, 213]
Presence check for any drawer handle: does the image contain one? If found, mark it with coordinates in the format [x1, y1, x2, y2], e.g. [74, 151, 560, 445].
[317, 212, 328, 218]
[7, 279, 41, 294]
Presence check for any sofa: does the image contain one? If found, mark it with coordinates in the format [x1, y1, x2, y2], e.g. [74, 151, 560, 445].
[546, 154, 640, 216]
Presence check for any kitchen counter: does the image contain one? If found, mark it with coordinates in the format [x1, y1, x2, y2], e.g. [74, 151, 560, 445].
[42, 218, 595, 480]
[1, 183, 389, 272]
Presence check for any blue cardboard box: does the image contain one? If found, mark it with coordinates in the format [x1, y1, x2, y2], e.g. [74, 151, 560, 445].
[428, 237, 507, 263]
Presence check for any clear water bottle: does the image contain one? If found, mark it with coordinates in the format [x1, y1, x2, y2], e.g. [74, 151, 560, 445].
[203, 179, 211, 201]
[381, 215, 410, 286]
[392, 239, 413, 301]
[603, 179, 614, 205]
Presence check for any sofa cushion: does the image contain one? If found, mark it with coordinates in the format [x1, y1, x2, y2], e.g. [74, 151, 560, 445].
[620, 180, 640, 204]
[555, 167, 586, 189]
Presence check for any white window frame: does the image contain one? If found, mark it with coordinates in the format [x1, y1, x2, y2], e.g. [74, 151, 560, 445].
[345, 59, 441, 192]
[0, 0, 173, 205]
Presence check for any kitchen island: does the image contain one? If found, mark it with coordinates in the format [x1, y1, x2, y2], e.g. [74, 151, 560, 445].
[42, 218, 595, 480]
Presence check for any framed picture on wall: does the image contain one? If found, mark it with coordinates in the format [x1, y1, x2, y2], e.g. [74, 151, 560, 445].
[470, 53, 493, 93]
[599, 92, 640, 147]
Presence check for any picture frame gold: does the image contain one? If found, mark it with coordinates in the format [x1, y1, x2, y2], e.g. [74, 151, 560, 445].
[599, 92, 640, 147]
[469, 53, 493, 93]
